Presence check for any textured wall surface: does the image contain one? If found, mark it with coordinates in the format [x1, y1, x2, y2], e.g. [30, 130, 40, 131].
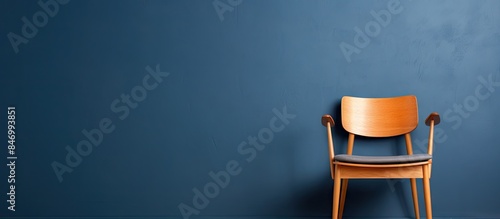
[1, 0, 499, 218]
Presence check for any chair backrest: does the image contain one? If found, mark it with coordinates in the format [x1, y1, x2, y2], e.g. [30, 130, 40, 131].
[341, 95, 418, 137]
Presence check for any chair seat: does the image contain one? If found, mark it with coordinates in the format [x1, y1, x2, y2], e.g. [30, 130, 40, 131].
[334, 154, 432, 164]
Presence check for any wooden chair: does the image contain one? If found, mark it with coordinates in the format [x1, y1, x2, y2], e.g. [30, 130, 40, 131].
[321, 95, 440, 219]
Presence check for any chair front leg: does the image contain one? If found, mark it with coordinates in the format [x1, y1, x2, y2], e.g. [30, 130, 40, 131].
[422, 165, 432, 219]
[410, 178, 420, 219]
[339, 179, 349, 219]
[332, 165, 341, 219]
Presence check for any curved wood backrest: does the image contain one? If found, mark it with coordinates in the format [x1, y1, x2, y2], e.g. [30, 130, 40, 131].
[341, 95, 418, 137]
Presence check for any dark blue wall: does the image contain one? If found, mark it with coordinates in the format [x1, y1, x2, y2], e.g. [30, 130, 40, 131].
[1, 0, 500, 218]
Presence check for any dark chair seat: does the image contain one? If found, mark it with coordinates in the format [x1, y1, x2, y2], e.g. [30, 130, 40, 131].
[334, 154, 432, 164]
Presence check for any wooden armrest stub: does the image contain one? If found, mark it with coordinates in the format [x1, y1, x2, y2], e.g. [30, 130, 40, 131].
[425, 112, 440, 126]
[322, 115, 335, 127]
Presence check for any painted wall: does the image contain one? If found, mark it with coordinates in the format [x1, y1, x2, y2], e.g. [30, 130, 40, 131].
[1, 0, 499, 218]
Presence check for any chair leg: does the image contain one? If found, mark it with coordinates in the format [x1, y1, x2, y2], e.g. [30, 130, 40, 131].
[422, 165, 432, 219]
[410, 178, 420, 219]
[339, 179, 349, 219]
[332, 167, 341, 219]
